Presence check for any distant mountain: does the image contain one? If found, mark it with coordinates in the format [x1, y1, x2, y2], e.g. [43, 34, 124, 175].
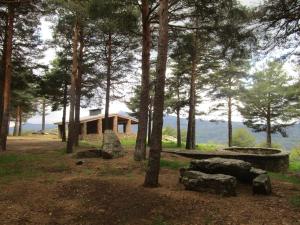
[9, 123, 56, 134]
[163, 115, 300, 150]
[15, 114, 300, 150]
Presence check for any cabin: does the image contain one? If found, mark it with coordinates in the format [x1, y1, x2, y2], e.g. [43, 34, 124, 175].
[55, 109, 138, 140]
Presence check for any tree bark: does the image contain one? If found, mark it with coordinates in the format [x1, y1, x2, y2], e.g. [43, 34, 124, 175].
[61, 81, 67, 142]
[74, 26, 84, 146]
[186, 34, 197, 150]
[104, 32, 112, 131]
[266, 103, 272, 147]
[135, 0, 152, 161]
[18, 107, 22, 136]
[144, 0, 169, 187]
[0, 11, 9, 131]
[13, 105, 20, 136]
[41, 98, 46, 133]
[176, 107, 181, 147]
[0, 5, 15, 151]
[147, 99, 152, 147]
[66, 18, 79, 154]
[228, 96, 232, 147]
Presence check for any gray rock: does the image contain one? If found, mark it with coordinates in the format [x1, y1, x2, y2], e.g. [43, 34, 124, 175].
[181, 170, 237, 197]
[253, 174, 272, 195]
[250, 167, 267, 181]
[190, 157, 252, 182]
[102, 130, 124, 159]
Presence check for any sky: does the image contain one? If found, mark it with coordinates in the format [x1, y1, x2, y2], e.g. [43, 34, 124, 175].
[26, 0, 296, 125]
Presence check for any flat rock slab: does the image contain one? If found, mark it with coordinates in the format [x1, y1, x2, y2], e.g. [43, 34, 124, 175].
[190, 157, 252, 182]
[102, 130, 124, 159]
[253, 174, 272, 195]
[250, 167, 267, 181]
[181, 170, 237, 197]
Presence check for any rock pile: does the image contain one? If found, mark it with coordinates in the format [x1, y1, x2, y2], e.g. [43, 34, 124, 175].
[180, 157, 272, 196]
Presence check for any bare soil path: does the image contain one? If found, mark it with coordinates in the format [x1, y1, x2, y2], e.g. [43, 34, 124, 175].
[0, 136, 299, 225]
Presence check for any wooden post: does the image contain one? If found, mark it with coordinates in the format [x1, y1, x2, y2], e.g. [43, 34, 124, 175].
[125, 119, 132, 134]
[97, 119, 102, 134]
[113, 116, 118, 133]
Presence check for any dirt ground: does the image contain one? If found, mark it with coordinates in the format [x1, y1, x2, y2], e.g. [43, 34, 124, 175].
[0, 137, 300, 225]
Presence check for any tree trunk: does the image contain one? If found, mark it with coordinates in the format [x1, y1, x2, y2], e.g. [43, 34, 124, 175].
[0, 11, 9, 131]
[176, 107, 181, 147]
[135, 0, 151, 161]
[61, 81, 67, 142]
[13, 105, 20, 136]
[144, 0, 169, 187]
[74, 26, 84, 146]
[66, 18, 79, 154]
[0, 5, 15, 151]
[228, 96, 232, 147]
[18, 107, 22, 136]
[147, 99, 152, 147]
[42, 98, 46, 133]
[186, 36, 197, 150]
[266, 103, 272, 147]
[104, 32, 112, 131]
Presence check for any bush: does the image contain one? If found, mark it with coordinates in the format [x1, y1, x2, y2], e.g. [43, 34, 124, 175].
[232, 128, 256, 147]
[290, 145, 300, 161]
[256, 141, 283, 149]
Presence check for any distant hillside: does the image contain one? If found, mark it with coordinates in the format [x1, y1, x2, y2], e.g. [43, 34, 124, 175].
[9, 123, 56, 134]
[163, 115, 300, 150]
[14, 115, 300, 150]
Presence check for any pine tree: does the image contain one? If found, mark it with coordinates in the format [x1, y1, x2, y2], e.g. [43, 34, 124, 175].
[0, 0, 43, 151]
[89, 0, 138, 132]
[144, 0, 169, 188]
[238, 61, 300, 147]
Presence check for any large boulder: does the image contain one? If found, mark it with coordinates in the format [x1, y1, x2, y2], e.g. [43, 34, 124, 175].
[190, 158, 252, 182]
[181, 170, 237, 197]
[252, 174, 272, 195]
[102, 130, 124, 159]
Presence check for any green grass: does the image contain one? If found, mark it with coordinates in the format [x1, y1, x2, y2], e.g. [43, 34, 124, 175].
[289, 195, 300, 208]
[0, 148, 70, 183]
[79, 140, 101, 148]
[120, 137, 136, 148]
[160, 159, 189, 170]
[197, 143, 223, 152]
[289, 160, 300, 172]
[269, 172, 300, 185]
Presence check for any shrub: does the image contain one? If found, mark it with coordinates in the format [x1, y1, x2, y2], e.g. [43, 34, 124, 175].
[256, 141, 283, 149]
[232, 128, 256, 147]
[290, 145, 300, 161]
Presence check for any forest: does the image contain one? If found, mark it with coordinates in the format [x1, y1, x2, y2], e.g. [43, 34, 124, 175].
[0, 0, 300, 225]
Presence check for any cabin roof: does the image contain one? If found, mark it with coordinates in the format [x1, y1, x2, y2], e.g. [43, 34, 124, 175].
[54, 113, 138, 125]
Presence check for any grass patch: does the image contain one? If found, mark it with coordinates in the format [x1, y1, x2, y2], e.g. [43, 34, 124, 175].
[289, 195, 300, 208]
[269, 172, 300, 185]
[197, 143, 223, 152]
[120, 137, 136, 148]
[160, 159, 189, 170]
[289, 160, 300, 172]
[79, 140, 101, 148]
[0, 148, 71, 183]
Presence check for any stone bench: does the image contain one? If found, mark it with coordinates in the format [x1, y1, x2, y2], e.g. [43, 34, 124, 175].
[180, 170, 237, 197]
[190, 157, 260, 183]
